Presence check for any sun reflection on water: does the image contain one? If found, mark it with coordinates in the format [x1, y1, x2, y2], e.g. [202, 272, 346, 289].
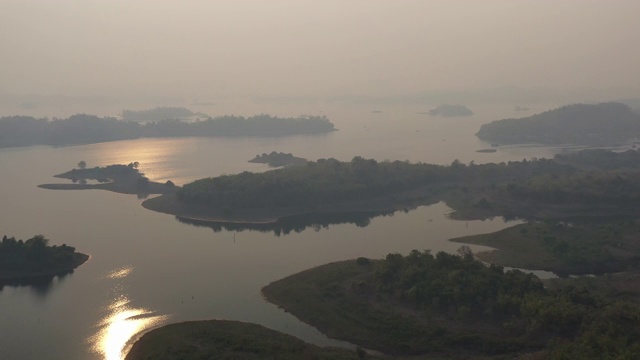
[91, 267, 168, 360]
[106, 266, 133, 280]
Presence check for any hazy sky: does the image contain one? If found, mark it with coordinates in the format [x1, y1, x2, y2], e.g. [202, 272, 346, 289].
[2, 0, 639, 101]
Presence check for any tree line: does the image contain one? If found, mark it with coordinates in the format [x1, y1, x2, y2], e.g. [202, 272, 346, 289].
[176, 155, 574, 209]
[0, 235, 79, 272]
[360, 249, 640, 357]
[0, 113, 335, 148]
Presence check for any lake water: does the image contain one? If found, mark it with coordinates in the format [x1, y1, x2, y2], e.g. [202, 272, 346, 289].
[0, 103, 571, 359]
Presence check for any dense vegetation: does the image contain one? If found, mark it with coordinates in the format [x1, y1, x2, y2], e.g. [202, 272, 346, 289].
[0, 113, 335, 148]
[476, 102, 640, 145]
[263, 250, 640, 358]
[453, 221, 640, 276]
[125, 320, 376, 360]
[176, 155, 572, 209]
[555, 148, 640, 170]
[140, 148, 640, 226]
[0, 235, 88, 279]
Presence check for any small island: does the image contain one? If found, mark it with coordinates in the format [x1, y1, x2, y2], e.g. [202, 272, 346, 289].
[428, 104, 473, 117]
[476, 102, 640, 145]
[39, 162, 177, 196]
[248, 151, 308, 167]
[0, 234, 89, 282]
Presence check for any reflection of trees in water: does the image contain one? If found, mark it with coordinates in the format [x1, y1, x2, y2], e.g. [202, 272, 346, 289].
[176, 210, 405, 236]
[0, 272, 72, 297]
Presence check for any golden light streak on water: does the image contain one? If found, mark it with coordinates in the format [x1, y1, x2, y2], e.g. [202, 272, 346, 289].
[91, 296, 168, 360]
[106, 266, 134, 279]
[91, 266, 168, 360]
[87, 138, 190, 183]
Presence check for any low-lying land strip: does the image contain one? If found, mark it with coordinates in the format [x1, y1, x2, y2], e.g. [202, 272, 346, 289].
[39, 163, 177, 195]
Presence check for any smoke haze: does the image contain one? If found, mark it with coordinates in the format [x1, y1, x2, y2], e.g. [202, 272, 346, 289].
[2, 0, 639, 113]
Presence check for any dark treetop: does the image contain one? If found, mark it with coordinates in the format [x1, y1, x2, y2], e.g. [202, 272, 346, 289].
[0, 235, 88, 281]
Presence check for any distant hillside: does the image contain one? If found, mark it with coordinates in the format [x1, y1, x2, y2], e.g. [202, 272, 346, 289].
[476, 102, 640, 145]
[0, 114, 336, 148]
[122, 107, 199, 122]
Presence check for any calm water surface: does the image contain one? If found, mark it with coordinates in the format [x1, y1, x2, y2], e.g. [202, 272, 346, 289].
[0, 105, 568, 359]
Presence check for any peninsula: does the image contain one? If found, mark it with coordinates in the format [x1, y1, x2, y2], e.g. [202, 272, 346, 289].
[143, 149, 640, 225]
[0, 235, 89, 282]
[262, 250, 640, 358]
[38, 163, 177, 196]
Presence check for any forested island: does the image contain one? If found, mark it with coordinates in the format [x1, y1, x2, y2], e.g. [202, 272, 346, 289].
[248, 151, 308, 167]
[0, 235, 89, 282]
[428, 104, 473, 117]
[0, 113, 335, 148]
[476, 102, 640, 145]
[39, 162, 177, 196]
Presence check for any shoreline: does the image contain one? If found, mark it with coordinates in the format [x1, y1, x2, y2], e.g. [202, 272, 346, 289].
[141, 192, 434, 226]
